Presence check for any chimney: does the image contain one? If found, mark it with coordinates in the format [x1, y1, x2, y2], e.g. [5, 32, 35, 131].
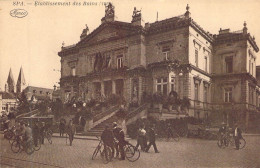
[219, 28, 230, 34]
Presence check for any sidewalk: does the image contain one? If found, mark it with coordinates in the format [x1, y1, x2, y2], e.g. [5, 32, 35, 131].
[52, 133, 99, 141]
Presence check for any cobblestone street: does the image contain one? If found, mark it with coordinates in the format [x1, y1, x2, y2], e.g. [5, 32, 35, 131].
[1, 135, 260, 168]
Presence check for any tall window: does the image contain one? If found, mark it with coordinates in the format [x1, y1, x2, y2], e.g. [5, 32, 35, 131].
[249, 86, 254, 104]
[252, 62, 254, 76]
[170, 76, 175, 92]
[156, 78, 168, 96]
[195, 49, 198, 67]
[194, 83, 199, 101]
[117, 55, 123, 69]
[162, 47, 170, 60]
[204, 85, 208, 102]
[205, 56, 208, 72]
[224, 87, 232, 103]
[71, 67, 76, 76]
[249, 60, 251, 74]
[225, 56, 233, 73]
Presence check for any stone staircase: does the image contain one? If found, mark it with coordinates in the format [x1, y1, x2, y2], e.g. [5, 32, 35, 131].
[85, 104, 149, 136]
[85, 114, 118, 136]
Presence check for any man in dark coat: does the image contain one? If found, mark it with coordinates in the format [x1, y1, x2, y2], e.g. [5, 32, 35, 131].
[145, 124, 159, 153]
[59, 118, 66, 137]
[101, 125, 115, 160]
[218, 122, 227, 146]
[67, 120, 76, 146]
[40, 122, 46, 144]
[233, 123, 243, 150]
[112, 122, 126, 160]
[32, 121, 40, 146]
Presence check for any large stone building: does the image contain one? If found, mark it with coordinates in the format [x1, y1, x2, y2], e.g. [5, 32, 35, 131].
[58, 4, 259, 129]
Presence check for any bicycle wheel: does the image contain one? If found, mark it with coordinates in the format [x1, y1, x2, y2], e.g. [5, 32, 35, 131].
[92, 145, 101, 160]
[173, 132, 180, 142]
[101, 147, 112, 164]
[11, 140, 21, 153]
[126, 146, 140, 162]
[25, 141, 35, 155]
[239, 138, 246, 149]
[9, 135, 16, 144]
[34, 138, 41, 151]
[5, 131, 14, 140]
[178, 128, 188, 137]
[125, 145, 135, 158]
[217, 138, 225, 149]
[46, 132, 52, 144]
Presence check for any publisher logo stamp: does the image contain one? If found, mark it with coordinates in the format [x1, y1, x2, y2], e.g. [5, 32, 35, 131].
[10, 9, 28, 18]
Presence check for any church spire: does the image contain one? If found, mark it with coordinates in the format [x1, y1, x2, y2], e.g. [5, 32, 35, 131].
[6, 68, 15, 93]
[17, 66, 26, 93]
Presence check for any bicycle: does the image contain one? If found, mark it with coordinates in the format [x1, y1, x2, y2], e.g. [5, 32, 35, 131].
[4, 126, 16, 141]
[92, 137, 112, 164]
[11, 135, 35, 155]
[166, 128, 180, 142]
[217, 132, 246, 149]
[42, 129, 52, 144]
[33, 137, 41, 151]
[124, 142, 140, 162]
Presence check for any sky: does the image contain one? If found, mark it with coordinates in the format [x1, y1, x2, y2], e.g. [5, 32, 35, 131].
[1, 0, 260, 90]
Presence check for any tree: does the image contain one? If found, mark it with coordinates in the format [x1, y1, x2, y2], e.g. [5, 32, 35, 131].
[17, 91, 30, 114]
[51, 98, 63, 118]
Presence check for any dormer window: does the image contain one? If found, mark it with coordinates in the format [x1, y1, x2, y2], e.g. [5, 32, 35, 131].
[117, 55, 123, 69]
[162, 46, 170, 60]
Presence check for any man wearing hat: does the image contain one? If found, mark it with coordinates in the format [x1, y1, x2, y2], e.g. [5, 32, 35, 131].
[233, 123, 242, 150]
[101, 124, 115, 160]
[112, 122, 126, 160]
[67, 120, 76, 146]
[218, 122, 227, 146]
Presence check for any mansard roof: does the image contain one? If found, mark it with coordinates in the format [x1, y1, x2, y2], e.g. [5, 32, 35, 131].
[145, 15, 214, 42]
[214, 30, 259, 52]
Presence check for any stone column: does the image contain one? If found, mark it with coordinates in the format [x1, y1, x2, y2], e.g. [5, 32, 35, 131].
[101, 81, 105, 97]
[138, 77, 143, 104]
[112, 80, 116, 94]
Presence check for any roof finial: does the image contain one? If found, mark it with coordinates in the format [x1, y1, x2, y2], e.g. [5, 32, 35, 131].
[62, 41, 65, 47]
[185, 4, 191, 19]
[186, 4, 190, 11]
[243, 21, 247, 35]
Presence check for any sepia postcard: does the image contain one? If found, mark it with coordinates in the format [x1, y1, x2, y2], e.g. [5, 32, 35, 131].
[0, 0, 260, 167]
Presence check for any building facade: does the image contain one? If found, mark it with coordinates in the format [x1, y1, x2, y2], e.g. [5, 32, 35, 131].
[0, 91, 17, 115]
[23, 86, 53, 102]
[58, 4, 259, 129]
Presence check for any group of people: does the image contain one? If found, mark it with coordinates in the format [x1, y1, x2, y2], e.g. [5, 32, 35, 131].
[6, 120, 47, 147]
[101, 122, 127, 160]
[218, 122, 243, 150]
[135, 124, 159, 153]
